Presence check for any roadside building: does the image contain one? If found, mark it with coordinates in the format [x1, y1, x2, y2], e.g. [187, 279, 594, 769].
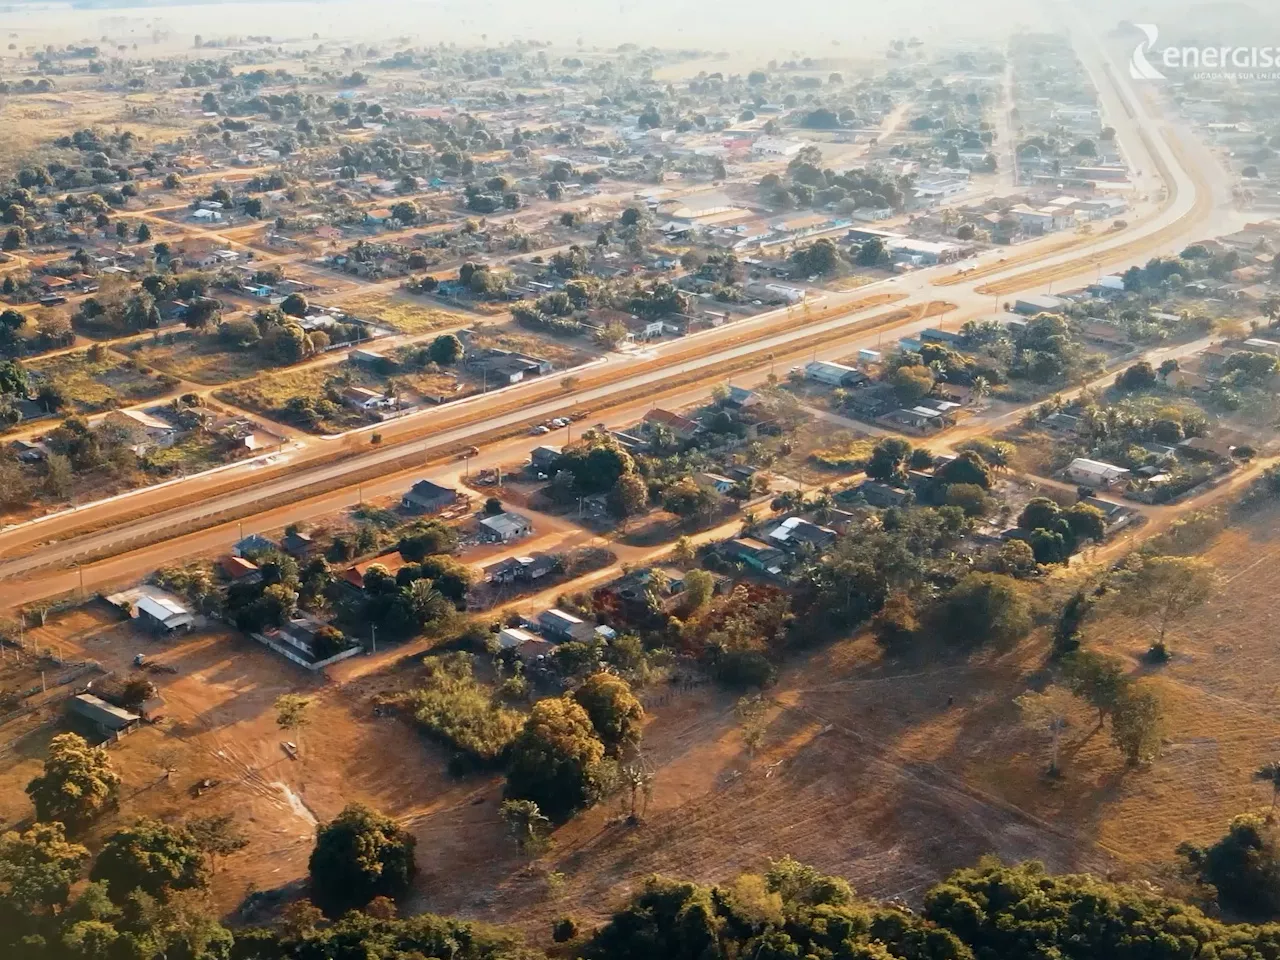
[401, 479, 459, 514]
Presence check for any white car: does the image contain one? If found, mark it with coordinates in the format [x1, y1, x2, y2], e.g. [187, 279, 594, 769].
[531, 424, 550, 435]
[551, 418, 569, 428]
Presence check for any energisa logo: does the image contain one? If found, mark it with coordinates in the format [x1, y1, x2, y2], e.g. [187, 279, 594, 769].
[1130, 23, 1166, 80]
[1127, 23, 1280, 81]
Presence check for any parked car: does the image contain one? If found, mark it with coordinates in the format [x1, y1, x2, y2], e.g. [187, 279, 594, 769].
[531, 425, 550, 435]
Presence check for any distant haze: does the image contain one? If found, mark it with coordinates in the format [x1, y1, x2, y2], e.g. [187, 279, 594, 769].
[0, 0, 1048, 57]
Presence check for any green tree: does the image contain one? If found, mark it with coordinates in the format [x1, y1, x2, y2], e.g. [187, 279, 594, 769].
[505, 697, 608, 821]
[89, 819, 208, 904]
[936, 573, 1031, 648]
[390, 200, 419, 224]
[682, 569, 714, 612]
[1179, 813, 1280, 919]
[607, 472, 648, 524]
[135, 222, 151, 243]
[427, 333, 463, 365]
[1110, 685, 1161, 765]
[1062, 650, 1129, 728]
[1113, 555, 1218, 659]
[499, 799, 551, 855]
[308, 803, 418, 917]
[0, 821, 89, 914]
[185, 814, 248, 872]
[865, 437, 913, 483]
[573, 673, 644, 756]
[274, 693, 312, 731]
[26, 733, 120, 833]
[890, 363, 934, 405]
[280, 292, 309, 317]
[1255, 761, 1280, 813]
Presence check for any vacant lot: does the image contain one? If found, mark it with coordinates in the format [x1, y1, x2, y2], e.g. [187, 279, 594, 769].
[26, 349, 176, 418]
[342, 292, 471, 335]
[122, 330, 274, 385]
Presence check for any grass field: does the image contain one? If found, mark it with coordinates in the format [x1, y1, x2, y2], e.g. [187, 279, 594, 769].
[26, 349, 176, 416]
[121, 330, 274, 386]
[341, 292, 471, 335]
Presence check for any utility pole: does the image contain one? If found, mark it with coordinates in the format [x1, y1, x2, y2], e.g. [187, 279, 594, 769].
[370, 624, 377, 654]
[238, 520, 244, 542]
[78, 565, 84, 598]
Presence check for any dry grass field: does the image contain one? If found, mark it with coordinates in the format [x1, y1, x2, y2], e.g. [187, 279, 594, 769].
[6, 504, 1276, 931]
[341, 293, 472, 335]
[121, 331, 275, 385]
[25, 349, 176, 416]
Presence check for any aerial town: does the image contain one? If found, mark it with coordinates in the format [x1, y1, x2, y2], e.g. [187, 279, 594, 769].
[5, 1, 1280, 958]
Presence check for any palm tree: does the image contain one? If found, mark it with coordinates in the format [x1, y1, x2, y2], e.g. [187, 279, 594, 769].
[1255, 761, 1280, 813]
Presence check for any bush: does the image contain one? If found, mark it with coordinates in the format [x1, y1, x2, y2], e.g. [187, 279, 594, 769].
[935, 573, 1031, 648]
[1180, 813, 1280, 919]
[406, 654, 523, 765]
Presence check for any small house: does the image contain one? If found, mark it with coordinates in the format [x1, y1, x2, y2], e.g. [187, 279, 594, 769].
[498, 627, 554, 662]
[694, 473, 737, 495]
[281, 530, 317, 558]
[1065, 457, 1130, 490]
[643, 408, 700, 441]
[538, 608, 594, 642]
[477, 511, 533, 543]
[805, 360, 863, 387]
[401, 479, 459, 514]
[529, 445, 562, 470]
[219, 555, 259, 581]
[103, 409, 179, 455]
[846, 480, 911, 508]
[482, 553, 559, 584]
[726, 537, 785, 574]
[766, 516, 837, 552]
[341, 386, 393, 412]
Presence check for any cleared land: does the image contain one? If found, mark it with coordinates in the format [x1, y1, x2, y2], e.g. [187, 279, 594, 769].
[121, 330, 276, 385]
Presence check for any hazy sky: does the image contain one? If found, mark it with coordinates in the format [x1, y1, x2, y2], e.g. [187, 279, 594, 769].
[1, 0, 1048, 56]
